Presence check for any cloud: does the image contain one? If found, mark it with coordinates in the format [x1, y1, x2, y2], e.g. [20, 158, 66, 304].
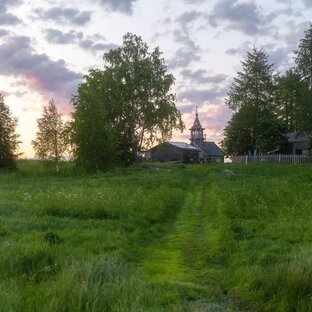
[0, 0, 22, 25]
[183, 0, 205, 3]
[225, 41, 252, 56]
[0, 36, 82, 103]
[43, 28, 118, 52]
[176, 11, 206, 32]
[210, 0, 271, 35]
[302, 0, 312, 8]
[168, 29, 201, 69]
[44, 29, 83, 44]
[97, 0, 137, 14]
[178, 87, 228, 104]
[35, 7, 92, 26]
[181, 69, 228, 84]
[0, 29, 10, 37]
[168, 48, 200, 69]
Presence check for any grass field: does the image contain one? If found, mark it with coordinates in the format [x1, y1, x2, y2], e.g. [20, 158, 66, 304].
[0, 161, 312, 311]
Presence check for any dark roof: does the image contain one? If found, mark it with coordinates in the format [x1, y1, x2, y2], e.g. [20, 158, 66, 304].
[169, 141, 199, 150]
[286, 132, 309, 143]
[201, 141, 223, 156]
[149, 141, 199, 151]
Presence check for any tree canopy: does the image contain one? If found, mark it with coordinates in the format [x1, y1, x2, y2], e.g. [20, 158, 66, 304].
[0, 94, 20, 169]
[32, 99, 69, 173]
[222, 47, 283, 156]
[294, 23, 312, 90]
[71, 32, 184, 170]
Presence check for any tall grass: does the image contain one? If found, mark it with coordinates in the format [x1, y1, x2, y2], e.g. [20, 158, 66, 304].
[201, 164, 312, 311]
[0, 161, 186, 311]
[2, 161, 312, 311]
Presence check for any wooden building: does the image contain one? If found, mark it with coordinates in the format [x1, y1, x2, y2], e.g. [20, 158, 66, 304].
[147, 142, 199, 163]
[146, 107, 224, 163]
[280, 132, 310, 155]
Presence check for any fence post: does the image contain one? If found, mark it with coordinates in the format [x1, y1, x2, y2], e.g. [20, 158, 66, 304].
[245, 155, 248, 165]
[278, 154, 281, 163]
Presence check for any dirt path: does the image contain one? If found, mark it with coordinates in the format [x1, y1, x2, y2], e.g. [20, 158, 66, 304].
[141, 183, 241, 311]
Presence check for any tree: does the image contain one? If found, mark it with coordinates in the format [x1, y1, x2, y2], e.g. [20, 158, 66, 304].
[222, 105, 283, 156]
[222, 47, 283, 155]
[0, 94, 20, 169]
[294, 23, 312, 90]
[72, 33, 184, 170]
[293, 24, 312, 135]
[32, 99, 69, 173]
[275, 70, 303, 132]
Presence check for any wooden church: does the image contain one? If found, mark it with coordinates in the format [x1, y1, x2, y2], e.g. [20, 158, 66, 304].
[146, 108, 224, 163]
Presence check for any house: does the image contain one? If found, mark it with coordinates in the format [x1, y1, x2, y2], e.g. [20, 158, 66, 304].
[148, 141, 199, 163]
[146, 107, 224, 163]
[280, 132, 310, 155]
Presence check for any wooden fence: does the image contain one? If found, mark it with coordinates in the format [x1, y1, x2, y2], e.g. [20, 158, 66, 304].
[231, 154, 312, 164]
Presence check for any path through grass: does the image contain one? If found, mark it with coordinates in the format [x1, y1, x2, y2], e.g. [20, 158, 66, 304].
[142, 180, 239, 311]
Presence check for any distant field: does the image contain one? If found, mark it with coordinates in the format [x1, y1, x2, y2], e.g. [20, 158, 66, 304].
[0, 161, 312, 311]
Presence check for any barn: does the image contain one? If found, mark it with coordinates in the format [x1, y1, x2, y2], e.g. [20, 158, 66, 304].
[147, 142, 200, 163]
[145, 107, 224, 164]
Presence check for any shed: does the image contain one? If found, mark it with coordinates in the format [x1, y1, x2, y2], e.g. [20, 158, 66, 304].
[148, 141, 200, 163]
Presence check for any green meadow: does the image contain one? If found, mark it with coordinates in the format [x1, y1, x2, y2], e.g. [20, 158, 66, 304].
[0, 161, 312, 311]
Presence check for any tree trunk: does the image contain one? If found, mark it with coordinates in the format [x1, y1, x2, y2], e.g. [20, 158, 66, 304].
[130, 128, 139, 163]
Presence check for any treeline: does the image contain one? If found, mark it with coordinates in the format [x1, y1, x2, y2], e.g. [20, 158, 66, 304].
[222, 24, 312, 156]
[0, 33, 184, 172]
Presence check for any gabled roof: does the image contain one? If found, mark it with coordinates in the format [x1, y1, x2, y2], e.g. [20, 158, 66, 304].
[286, 132, 309, 143]
[201, 141, 223, 156]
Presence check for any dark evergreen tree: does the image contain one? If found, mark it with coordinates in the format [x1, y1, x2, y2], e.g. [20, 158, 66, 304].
[0, 94, 20, 169]
[293, 24, 312, 135]
[222, 47, 283, 155]
[294, 23, 312, 90]
[275, 70, 303, 132]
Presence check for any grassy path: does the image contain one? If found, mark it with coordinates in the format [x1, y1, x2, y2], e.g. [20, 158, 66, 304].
[141, 180, 240, 311]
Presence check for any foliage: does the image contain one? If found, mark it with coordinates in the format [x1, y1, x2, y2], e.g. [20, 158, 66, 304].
[294, 23, 312, 90]
[71, 33, 184, 170]
[32, 99, 69, 173]
[291, 24, 312, 136]
[275, 70, 303, 132]
[0, 94, 20, 169]
[222, 105, 284, 156]
[222, 47, 283, 155]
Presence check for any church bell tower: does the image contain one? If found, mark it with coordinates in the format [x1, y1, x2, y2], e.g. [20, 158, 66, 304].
[190, 106, 205, 148]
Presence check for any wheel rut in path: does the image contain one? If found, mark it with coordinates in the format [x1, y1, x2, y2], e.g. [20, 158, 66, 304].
[141, 184, 242, 311]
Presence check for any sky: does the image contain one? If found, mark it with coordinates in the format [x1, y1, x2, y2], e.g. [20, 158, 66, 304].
[0, 0, 311, 158]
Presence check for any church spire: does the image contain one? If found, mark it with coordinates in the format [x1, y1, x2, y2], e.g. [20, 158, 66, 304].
[190, 106, 204, 130]
[190, 107, 205, 147]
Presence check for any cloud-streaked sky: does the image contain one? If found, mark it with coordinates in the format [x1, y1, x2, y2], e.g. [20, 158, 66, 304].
[0, 0, 311, 157]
